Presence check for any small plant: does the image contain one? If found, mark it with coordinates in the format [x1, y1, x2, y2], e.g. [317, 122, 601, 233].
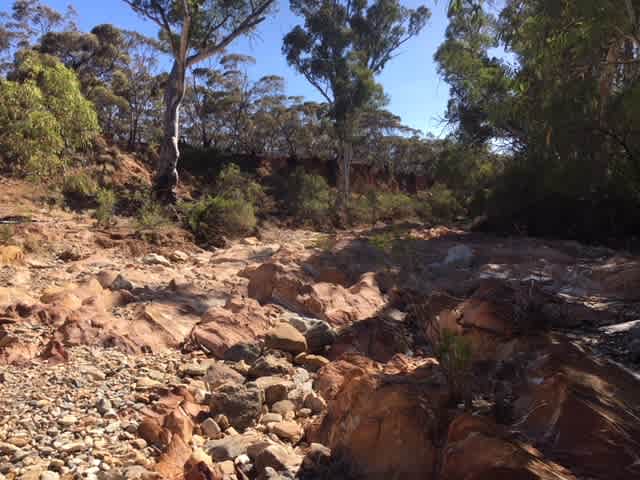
[0, 224, 14, 245]
[137, 198, 170, 230]
[437, 329, 473, 409]
[94, 188, 116, 226]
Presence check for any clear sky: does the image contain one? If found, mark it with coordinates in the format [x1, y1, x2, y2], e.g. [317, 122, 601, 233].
[43, 0, 462, 136]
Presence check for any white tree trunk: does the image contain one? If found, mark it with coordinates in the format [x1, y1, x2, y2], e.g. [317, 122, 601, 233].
[156, 61, 186, 202]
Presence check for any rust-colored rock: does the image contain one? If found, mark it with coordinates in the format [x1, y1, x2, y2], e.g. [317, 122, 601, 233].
[440, 414, 575, 480]
[188, 297, 274, 358]
[312, 354, 448, 479]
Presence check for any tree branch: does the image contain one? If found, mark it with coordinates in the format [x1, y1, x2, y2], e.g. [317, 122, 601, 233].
[186, 0, 274, 67]
[121, 0, 178, 56]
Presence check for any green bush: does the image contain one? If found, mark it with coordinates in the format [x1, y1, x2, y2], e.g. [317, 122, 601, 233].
[0, 52, 99, 177]
[137, 198, 171, 230]
[287, 168, 333, 225]
[183, 195, 256, 246]
[62, 172, 99, 206]
[436, 329, 473, 408]
[376, 192, 416, 221]
[350, 190, 418, 225]
[95, 188, 116, 226]
[422, 184, 464, 222]
[214, 163, 270, 213]
[0, 225, 14, 245]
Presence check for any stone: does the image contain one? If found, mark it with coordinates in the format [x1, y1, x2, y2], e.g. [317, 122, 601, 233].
[265, 323, 307, 354]
[142, 254, 171, 267]
[254, 377, 293, 405]
[59, 441, 85, 454]
[82, 366, 106, 381]
[223, 342, 261, 365]
[207, 433, 262, 462]
[249, 355, 293, 379]
[169, 251, 189, 263]
[301, 443, 331, 471]
[294, 353, 329, 372]
[217, 460, 235, 475]
[288, 317, 336, 353]
[40, 472, 60, 480]
[181, 362, 208, 377]
[200, 418, 222, 439]
[111, 274, 134, 291]
[260, 413, 283, 425]
[255, 445, 301, 476]
[444, 245, 474, 267]
[297, 409, 312, 419]
[271, 400, 296, 417]
[269, 422, 303, 444]
[58, 415, 77, 427]
[303, 392, 327, 414]
[97, 398, 113, 416]
[209, 383, 263, 430]
[205, 363, 245, 390]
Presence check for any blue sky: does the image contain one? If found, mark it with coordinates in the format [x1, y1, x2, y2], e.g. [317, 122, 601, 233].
[42, 0, 465, 136]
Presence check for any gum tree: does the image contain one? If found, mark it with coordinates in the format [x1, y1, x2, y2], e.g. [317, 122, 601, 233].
[122, 0, 276, 202]
[283, 0, 429, 219]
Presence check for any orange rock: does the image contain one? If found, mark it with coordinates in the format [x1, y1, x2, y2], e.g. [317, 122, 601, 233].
[441, 414, 575, 480]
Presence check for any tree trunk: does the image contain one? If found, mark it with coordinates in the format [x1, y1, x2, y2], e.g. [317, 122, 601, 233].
[336, 137, 353, 224]
[156, 61, 186, 203]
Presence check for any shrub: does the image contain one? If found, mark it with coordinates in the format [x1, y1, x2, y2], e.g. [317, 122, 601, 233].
[437, 329, 473, 408]
[376, 192, 416, 221]
[62, 172, 99, 207]
[287, 168, 333, 225]
[183, 195, 256, 246]
[0, 225, 14, 245]
[95, 188, 116, 226]
[350, 190, 418, 225]
[137, 198, 171, 230]
[214, 163, 270, 213]
[349, 190, 378, 225]
[0, 52, 99, 177]
[421, 184, 464, 222]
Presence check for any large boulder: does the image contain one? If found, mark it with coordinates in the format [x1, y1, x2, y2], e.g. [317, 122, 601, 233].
[189, 297, 274, 358]
[440, 414, 575, 480]
[243, 263, 386, 325]
[311, 354, 449, 479]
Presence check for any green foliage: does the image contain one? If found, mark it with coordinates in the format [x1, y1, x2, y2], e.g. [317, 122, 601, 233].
[0, 225, 14, 245]
[0, 52, 99, 178]
[287, 168, 333, 225]
[15, 52, 100, 151]
[137, 197, 170, 229]
[436, 329, 473, 406]
[95, 188, 117, 226]
[215, 163, 267, 209]
[183, 195, 256, 246]
[426, 183, 464, 222]
[438, 0, 640, 240]
[376, 192, 416, 221]
[62, 172, 99, 206]
[284, 0, 430, 209]
[0, 79, 64, 176]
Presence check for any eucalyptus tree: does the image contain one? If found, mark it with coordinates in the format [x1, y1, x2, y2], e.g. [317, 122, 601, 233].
[283, 0, 430, 218]
[122, 0, 276, 202]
